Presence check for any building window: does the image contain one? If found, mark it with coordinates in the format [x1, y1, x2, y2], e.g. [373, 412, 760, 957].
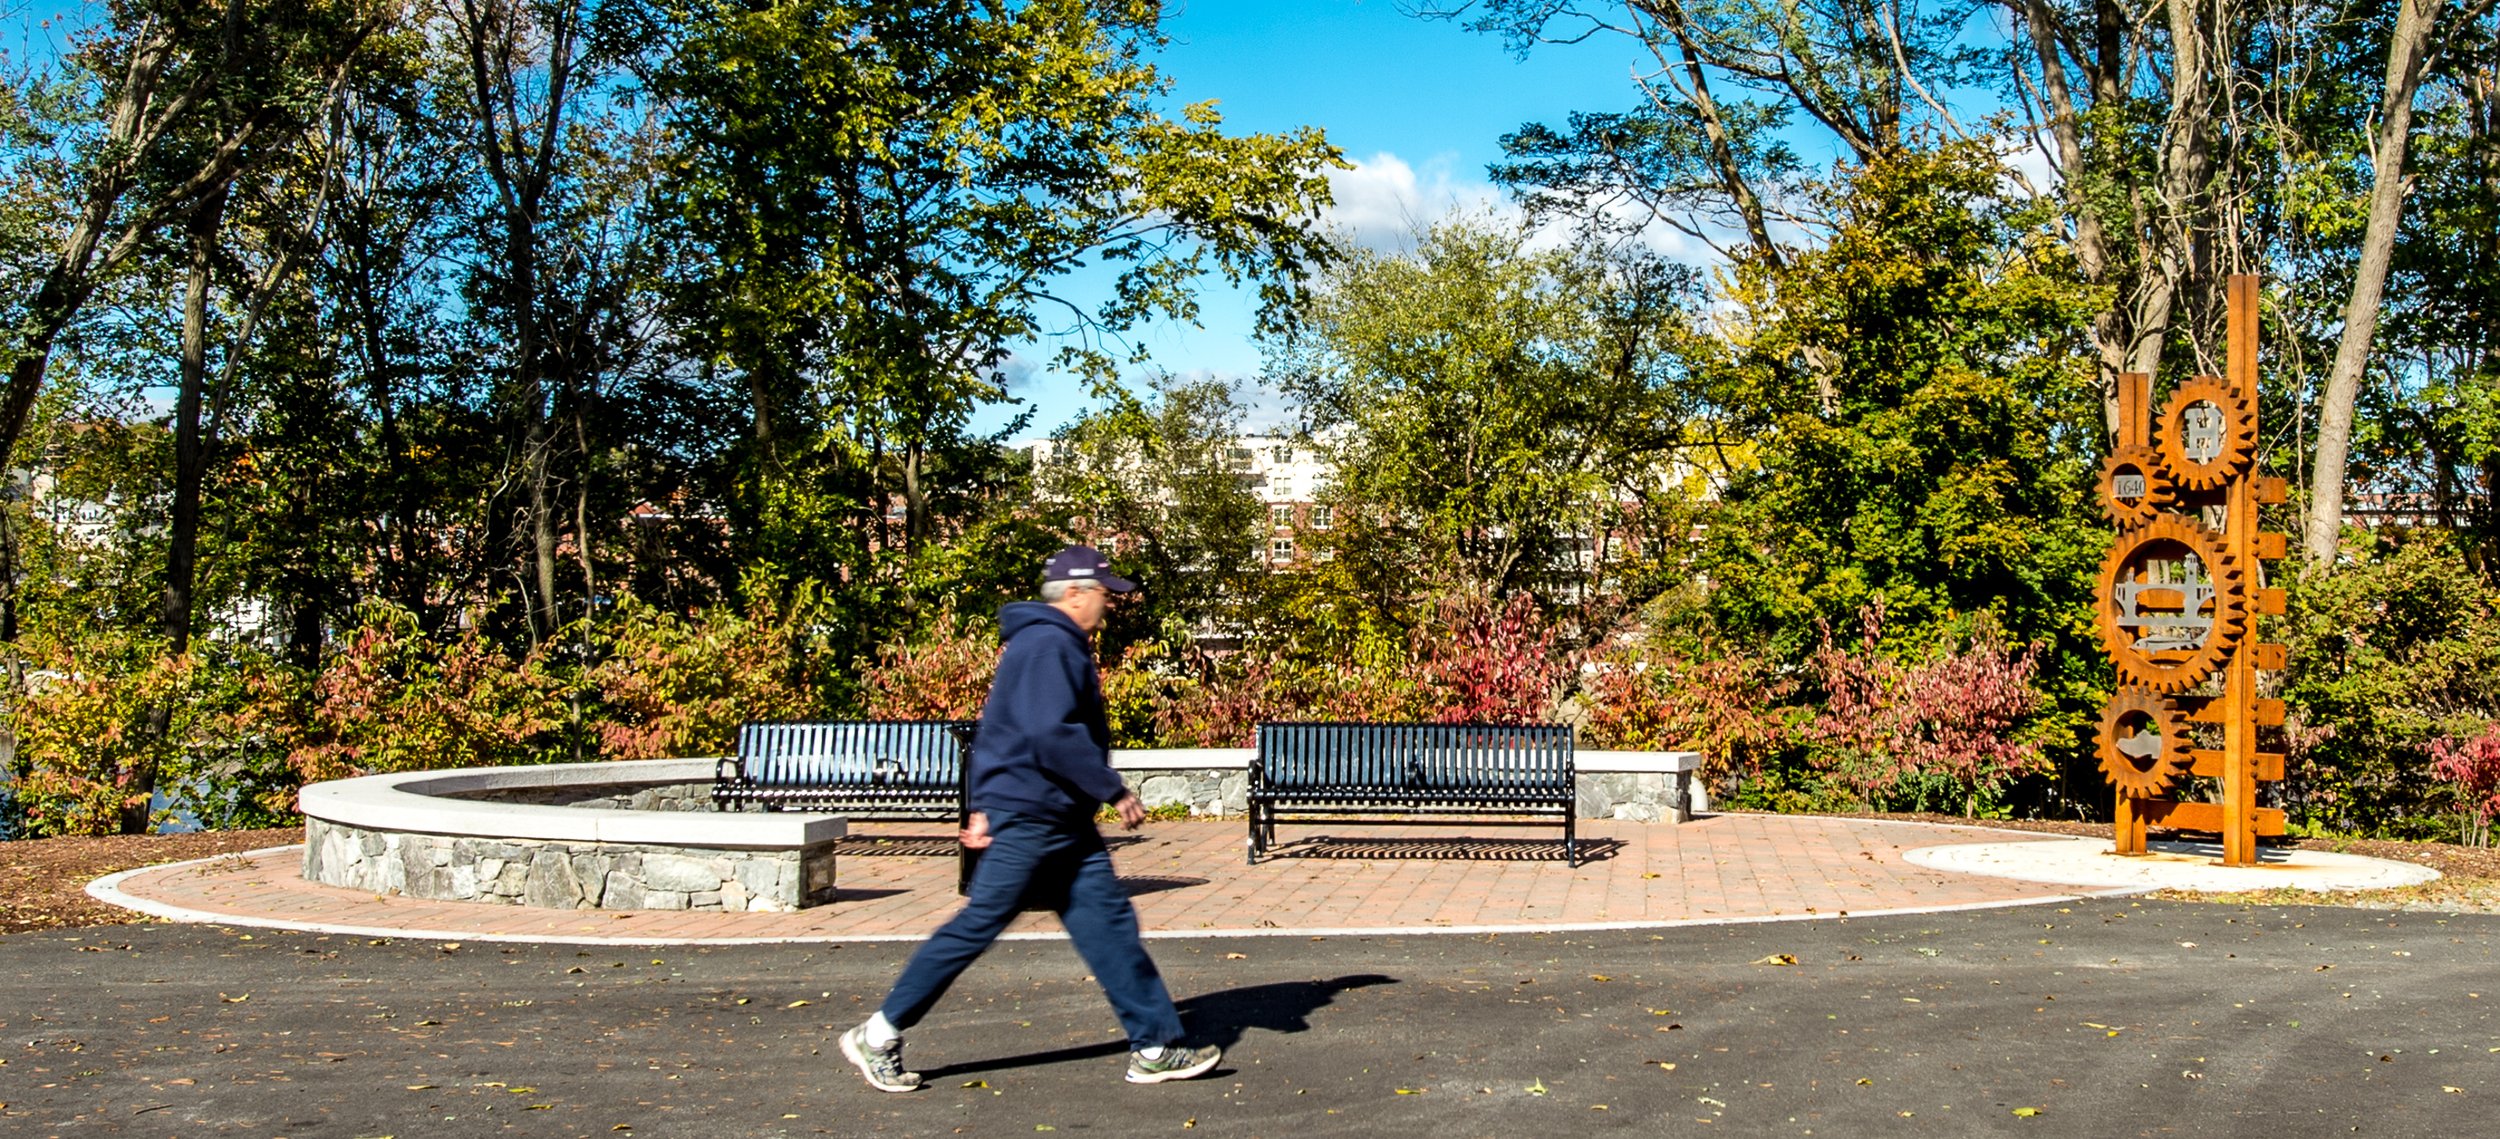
[1272, 445, 1295, 463]
[1310, 504, 1332, 531]
[1270, 503, 1293, 529]
[1270, 536, 1294, 562]
[1226, 447, 1254, 471]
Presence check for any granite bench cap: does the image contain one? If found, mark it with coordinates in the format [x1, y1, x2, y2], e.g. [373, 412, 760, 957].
[298, 758, 846, 849]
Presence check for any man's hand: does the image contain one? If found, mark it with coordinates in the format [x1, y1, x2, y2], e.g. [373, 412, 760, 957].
[959, 810, 993, 849]
[1114, 792, 1147, 831]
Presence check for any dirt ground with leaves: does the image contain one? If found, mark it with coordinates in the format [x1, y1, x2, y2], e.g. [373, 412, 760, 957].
[5, 816, 2499, 937]
[0, 829, 296, 934]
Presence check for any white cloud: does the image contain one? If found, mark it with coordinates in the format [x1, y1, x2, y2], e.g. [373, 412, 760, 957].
[1322, 152, 1513, 250]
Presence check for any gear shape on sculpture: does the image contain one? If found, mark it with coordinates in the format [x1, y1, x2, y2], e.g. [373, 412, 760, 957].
[2095, 514, 2247, 692]
[2157, 378, 2258, 491]
[2096, 686, 2193, 798]
[2097, 445, 2175, 530]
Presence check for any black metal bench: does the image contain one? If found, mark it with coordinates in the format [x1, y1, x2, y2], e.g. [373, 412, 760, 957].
[1247, 721, 1577, 866]
[715, 720, 976, 819]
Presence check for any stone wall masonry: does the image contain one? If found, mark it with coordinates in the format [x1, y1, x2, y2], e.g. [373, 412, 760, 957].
[302, 816, 835, 912]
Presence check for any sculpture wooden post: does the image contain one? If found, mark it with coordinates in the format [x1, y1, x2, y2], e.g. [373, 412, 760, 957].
[2093, 275, 2289, 866]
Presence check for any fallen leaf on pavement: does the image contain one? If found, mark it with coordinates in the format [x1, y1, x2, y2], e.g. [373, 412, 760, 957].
[1751, 954, 1797, 966]
[2013, 1106, 2041, 1117]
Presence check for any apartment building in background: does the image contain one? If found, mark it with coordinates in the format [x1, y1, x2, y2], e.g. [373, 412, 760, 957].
[1024, 434, 1334, 569]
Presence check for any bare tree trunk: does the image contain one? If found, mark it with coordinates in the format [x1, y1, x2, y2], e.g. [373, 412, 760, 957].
[1641, 1, 1781, 265]
[160, 186, 229, 659]
[574, 408, 596, 605]
[2018, 0, 2128, 430]
[527, 416, 559, 635]
[2305, 0, 2450, 567]
[2139, 0, 2225, 386]
[452, 0, 581, 642]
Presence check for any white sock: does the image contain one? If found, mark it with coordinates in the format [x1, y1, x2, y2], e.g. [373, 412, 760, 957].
[1137, 1045, 1166, 1060]
[861, 1012, 899, 1047]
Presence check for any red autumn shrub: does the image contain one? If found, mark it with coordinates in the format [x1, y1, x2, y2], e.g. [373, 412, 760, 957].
[586, 594, 825, 760]
[859, 605, 1001, 721]
[1579, 639, 1797, 782]
[1801, 601, 2046, 816]
[281, 602, 568, 785]
[5, 635, 198, 836]
[2428, 723, 2500, 847]
[1151, 648, 1287, 747]
[1408, 592, 1576, 724]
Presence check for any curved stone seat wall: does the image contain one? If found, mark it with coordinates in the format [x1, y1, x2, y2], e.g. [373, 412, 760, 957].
[299, 760, 841, 913]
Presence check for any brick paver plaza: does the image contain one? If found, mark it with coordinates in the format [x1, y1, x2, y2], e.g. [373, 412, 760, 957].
[99, 814, 2107, 943]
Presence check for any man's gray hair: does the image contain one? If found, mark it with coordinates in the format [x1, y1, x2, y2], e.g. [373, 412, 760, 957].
[1041, 578, 1100, 603]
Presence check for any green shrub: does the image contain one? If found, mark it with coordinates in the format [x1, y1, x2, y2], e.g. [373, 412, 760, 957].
[2279, 530, 2500, 840]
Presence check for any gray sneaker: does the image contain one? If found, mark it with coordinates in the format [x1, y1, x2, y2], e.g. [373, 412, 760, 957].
[840, 1023, 923, 1092]
[1126, 1043, 1222, 1084]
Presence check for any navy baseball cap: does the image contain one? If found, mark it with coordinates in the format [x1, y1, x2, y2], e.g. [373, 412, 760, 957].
[1043, 545, 1135, 592]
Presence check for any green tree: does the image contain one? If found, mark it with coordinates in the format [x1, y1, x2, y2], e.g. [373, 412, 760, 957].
[0, 0, 383, 648]
[1270, 216, 1709, 624]
[1697, 143, 2107, 778]
[1039, 375, 1270, 652]
[648, 0, 1340, 622]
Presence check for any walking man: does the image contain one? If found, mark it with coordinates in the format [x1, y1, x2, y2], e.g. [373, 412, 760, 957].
[841, 546, 1221, 1090]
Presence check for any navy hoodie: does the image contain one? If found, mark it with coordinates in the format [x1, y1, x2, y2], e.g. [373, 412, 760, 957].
[965, 602, 1129, 823]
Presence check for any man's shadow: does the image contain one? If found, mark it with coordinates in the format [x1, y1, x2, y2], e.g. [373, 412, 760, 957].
[916, 973, 1397, 1079]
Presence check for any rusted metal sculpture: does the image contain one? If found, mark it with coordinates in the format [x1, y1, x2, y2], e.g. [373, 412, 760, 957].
[2093, 276, 2288, 865]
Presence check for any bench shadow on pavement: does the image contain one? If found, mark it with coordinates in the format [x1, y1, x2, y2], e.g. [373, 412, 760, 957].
[916, 974, 1399, 1079]
[835, 834, 1148, 858]
[1263, 836, 1624, 863]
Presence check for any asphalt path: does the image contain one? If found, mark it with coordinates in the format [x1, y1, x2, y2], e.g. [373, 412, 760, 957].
[2, 899, 2494, 1138]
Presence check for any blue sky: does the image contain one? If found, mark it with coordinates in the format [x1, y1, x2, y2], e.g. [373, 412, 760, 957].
[991, 0, 1665, 438]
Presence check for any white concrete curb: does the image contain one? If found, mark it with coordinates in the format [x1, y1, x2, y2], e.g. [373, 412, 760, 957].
[87, 845, 2141, 947]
